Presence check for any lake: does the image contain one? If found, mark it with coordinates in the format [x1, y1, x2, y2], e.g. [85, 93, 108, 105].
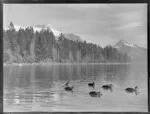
[3, 63, 148, 112]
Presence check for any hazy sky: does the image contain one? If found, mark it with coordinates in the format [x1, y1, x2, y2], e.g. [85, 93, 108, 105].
[3, 4, 147, 48]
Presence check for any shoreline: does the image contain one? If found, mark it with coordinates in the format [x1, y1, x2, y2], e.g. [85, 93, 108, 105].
[3, 62, 131, 66]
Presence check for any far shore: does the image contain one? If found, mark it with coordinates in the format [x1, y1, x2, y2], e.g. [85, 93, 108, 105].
[3, 62, 131, 66]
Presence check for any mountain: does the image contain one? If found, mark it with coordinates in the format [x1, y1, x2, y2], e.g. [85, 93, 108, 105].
[4, 24, 82, 42]
[34, 24, 61, 37]
[114, 40, 147, 63]
[114, 40, 137, 48]
[63, 33, 82, 42]
[5, 24, 61, 36]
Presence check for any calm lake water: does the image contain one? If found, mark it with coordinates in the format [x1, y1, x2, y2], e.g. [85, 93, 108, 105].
[4, 63, 148, 112]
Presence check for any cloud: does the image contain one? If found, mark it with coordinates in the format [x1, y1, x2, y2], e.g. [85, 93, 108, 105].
[59, 4, 110, 10]
[114, 22, 142, 29]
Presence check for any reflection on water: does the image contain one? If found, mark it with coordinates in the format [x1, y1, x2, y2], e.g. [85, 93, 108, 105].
[4, 64, 147, 112]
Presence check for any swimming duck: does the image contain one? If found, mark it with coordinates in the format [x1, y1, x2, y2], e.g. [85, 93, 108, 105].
[125, 86, 139, 93]
[89, 91, 102, 97]
[88, 82, 95, 88]
[65, 86, 74, 92]
[102, 84, 113, 90]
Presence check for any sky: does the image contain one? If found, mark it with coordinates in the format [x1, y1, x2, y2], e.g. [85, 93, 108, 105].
[3, 4, 147, 48]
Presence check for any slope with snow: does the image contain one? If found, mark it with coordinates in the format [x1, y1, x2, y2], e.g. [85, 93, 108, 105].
[33, 24, 62, 37]
[63, 33, 82, 42]
[114, 40, 147, 63]
[114, 40, 136, 48]
[4, 25, 26, 31]
[4, 24, 82, 42]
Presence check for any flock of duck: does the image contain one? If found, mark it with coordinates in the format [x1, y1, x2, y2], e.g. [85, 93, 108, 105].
[64, 80, 139, 97]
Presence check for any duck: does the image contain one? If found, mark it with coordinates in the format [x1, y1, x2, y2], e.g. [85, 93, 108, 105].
[102, 84, 113, 90]
[125, 86, 139, 93]
[64, 86, 74, 92]
[89, 91, 102, 97]
[88, 82, 95, 88]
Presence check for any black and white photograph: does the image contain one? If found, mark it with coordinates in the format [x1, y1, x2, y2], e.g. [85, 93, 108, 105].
[3, 4, 148, 112]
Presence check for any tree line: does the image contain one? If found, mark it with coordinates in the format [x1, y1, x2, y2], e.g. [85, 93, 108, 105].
[3, 22, 131, 63]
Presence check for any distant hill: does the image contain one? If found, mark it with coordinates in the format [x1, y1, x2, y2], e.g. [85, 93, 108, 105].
[63, 33, 82, 42]
[114, 40, 147, 63]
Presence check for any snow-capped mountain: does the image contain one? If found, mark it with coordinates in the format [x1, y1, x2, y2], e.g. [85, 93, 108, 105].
[114, 40, 138, 48]
[4, 24, 82, 42]
[63, 33, 82, 42]
[114, 40, 147, 63]
[34, 24, 61, 37]
[5, 24, 62, 37]
[5, 25, 26, 31]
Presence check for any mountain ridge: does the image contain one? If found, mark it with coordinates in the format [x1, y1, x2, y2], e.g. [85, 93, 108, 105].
[114, 40, 140, 48]
[113, 40, 147, 63]
[4, 23, 82, 42]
